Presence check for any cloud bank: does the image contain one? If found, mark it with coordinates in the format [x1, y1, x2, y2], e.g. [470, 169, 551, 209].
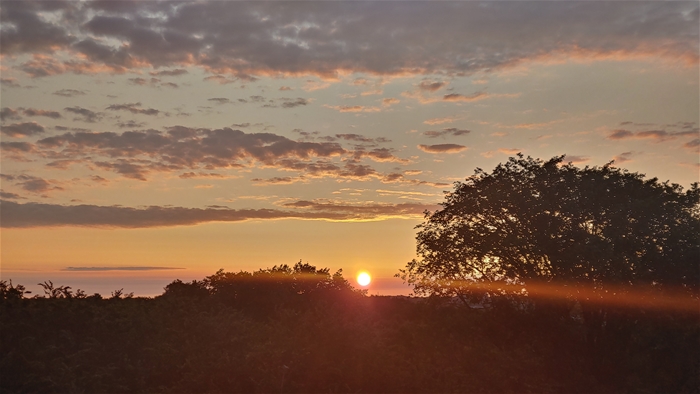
[1, 2, 696, 79]
[0, 200, 437, 228]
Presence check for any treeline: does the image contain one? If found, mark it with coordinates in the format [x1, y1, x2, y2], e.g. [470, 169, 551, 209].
[1, 263, 698, 393]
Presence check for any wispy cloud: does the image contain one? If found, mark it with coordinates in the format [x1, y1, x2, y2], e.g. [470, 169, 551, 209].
[418, 144, 467, 154]
[53, 89, 86, 97]
[607, 127, 698, 142]
[63, 266, 185, 271]
[683, 139, 700, 152]
[324, 105, 381, 113]
[149, 69, 188, 77]
[442, 92, 488, 102]
[423, 116, 461, 125]
[612, 151, 635, 163]
[1, 78, 21, 88]
[562, 155, 590, 164]
[0, 200, 438, 228]
[0, 174, 63, 195]
[106, 102, 162, 116]
[65, 107, 103, 123]
[423, 128, 471, 138]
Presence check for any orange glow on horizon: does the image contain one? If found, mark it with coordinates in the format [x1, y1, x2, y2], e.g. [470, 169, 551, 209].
[412, 279, 699, 314]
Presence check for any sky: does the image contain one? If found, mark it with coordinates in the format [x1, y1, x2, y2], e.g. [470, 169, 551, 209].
[1, 1, 698, 297]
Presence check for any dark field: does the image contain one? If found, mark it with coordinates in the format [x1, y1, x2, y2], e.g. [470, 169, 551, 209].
[1, 268, 698, 394]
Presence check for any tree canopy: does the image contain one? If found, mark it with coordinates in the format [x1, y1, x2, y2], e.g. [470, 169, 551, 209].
[399, 155, 700, 309]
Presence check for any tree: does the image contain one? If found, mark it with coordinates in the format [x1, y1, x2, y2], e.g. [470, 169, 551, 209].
[37, 280, 74, 299]
[0, 280, 30, 301]
[197, 261, 361, 316]
[399, 155, 700, 311]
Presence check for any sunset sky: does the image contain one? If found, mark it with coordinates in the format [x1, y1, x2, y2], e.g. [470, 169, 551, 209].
[1, 1, 698, 296]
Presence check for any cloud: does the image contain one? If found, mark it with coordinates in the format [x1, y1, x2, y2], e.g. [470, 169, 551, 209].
[418, 80, 447, 92]
[282, 199, 437, 217]
[418, 144, 467, 153]
[21, 108, 62, 119]
[0, 199, 437, 228]
[106, 102, 161, 116]
[0, 174, 63, 195]
[46, 159, 85, 170]
[279, 86, 293, 91]
[280, 98, 309, 108]
[562, 155, 590, 164]
[63, 266, 184, 271]
[93, 159, 153, 181]
[607, 127, 698, 141]
[302, 80, 331, 92]
[683, 139, 699, 151]
[128, 78, 149, 86]
[324, 105, 382, 113]
[0, 191, 25, 200]
[0, 141, 36, 154]
[382, 98, 400, 106]
[442, 92, 488, 102]
[352, 148, 408, 163]
[423, 128, 471, 138]
[423, 116, 461, 125]
[498, 148, 521, 155]
[379, 173, 450, 188]
[208, 98, 231, 105]
[1, 107, 62, 120]
[65, 106, 103, 123]
[149, 69, 188, 77]
[0, 1, 74, 55]
[179, 172, 227, 179]
[116, 120, 147, 129]
[19, 54, 117, 77]
[335, 134, 390, 144]
[128, 77, 179, 89]
[1, 2, 697, 80]
[203, 75, 239, 85]
[90, 175, 109, 184]
[480, 148, 520, 158]
[0, 108, 22, 121]
[53, 89, 86, 97]
[251, 176, 304, 185]
[613, 151, 635, 163]
[28, 127, 350, 180]
[1, 78, 21, 88]
[1, 122, 45, 137]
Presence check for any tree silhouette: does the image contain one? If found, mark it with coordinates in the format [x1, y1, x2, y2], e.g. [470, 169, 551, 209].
[0, 280, 30, 301]
[399, 155, 699, 312]
[38, 280, 74, 299]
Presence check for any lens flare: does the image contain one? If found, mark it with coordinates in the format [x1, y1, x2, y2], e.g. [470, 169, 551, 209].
[357, 272, 371, 286]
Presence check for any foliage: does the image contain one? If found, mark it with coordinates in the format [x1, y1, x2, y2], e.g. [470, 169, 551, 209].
[399, 155, 700, 307]
[0, 280, 30, 302]
[1, 265, 698, 393]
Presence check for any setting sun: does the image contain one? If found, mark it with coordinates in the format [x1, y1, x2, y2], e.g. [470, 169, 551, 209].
[357, 272, 371, 287]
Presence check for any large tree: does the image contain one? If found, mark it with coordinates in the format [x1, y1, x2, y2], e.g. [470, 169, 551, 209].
[399, 155, 699, 311]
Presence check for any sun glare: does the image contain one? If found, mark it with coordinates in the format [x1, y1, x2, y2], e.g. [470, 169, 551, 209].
[357, 272, 371, 286]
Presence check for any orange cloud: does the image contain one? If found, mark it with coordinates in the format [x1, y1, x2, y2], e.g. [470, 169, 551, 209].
[323, 105, 382, 113]
[423, 116, 462, 125]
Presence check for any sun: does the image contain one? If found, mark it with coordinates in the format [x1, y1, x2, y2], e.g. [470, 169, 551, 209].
[357, 272, 371, 286]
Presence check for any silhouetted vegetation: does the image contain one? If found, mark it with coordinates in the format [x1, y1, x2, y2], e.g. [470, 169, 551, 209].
[2, 266, 698, 392]
[2, 157, 699, 393]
